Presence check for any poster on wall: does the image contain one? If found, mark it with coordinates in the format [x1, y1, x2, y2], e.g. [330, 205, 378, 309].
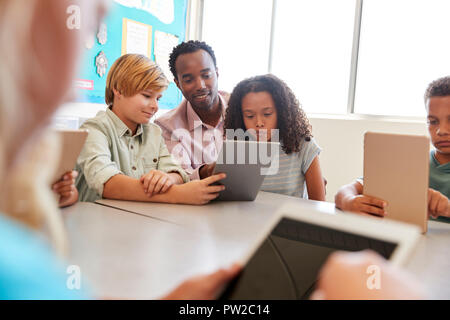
[154, 30, 179, 82]
[114, 0, 175, 24]
[122, 18, 153, 57]
[74, 0, 187, 109]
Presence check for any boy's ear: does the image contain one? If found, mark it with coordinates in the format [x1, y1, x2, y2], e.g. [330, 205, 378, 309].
[215, 67, 219, 79]
[113, 88, 122, 99]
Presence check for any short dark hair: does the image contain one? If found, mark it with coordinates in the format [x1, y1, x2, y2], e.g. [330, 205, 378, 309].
[424, 76, 450, 103]
[169, 40, 217, 81]
[224, 74, 312, 155]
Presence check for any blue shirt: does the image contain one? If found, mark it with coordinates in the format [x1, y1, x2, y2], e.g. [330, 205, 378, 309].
[0, 214, 89, 299]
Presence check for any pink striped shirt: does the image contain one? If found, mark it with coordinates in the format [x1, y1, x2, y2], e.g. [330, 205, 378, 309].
[155, 94, 227, 180]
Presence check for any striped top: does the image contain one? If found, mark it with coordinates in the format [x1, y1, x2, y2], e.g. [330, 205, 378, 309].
[260, 138, 321, 198]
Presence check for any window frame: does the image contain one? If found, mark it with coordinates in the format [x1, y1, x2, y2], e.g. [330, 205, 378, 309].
[190, 0, 427, 121]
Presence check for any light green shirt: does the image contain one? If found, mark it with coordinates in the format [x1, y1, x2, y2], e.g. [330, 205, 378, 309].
[76, 108, 189, 202]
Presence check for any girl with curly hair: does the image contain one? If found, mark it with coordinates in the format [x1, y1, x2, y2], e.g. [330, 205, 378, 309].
[224, 74, 325, 200]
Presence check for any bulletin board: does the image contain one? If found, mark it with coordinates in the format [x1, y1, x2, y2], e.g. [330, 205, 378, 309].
[74, 0, 187, 109]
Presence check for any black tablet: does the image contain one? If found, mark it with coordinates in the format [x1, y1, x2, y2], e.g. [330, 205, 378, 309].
[213, 140, 280, 201]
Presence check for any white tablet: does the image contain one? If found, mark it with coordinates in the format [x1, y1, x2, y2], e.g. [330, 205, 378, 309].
[52, 129, 88, 184]
[219, 203, 421, 299]
[213, 140, 280, 201]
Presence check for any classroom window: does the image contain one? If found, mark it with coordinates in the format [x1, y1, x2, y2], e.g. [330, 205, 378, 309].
[354, 0, 450, 117]
[271, 0, 356, 114]
[201, 0, 273, 93]
[201, 0, 450, 118]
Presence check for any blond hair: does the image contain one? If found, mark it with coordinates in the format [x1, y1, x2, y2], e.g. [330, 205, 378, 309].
[0, 0, 67, 256]
[105, 54, 169, 106]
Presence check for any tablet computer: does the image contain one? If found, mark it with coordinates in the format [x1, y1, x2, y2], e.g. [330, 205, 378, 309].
[213, 140, 280, 201]
[364, 132, 430, 233]
[219, 203, 421, 300]
[52, 129, 88, 184]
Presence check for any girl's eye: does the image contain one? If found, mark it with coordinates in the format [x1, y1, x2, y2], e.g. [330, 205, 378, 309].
[264, 113, 272, 117]
[428, 120, 438, 125]
[143, 94, 151, 98]
[245, 115, 254, 119]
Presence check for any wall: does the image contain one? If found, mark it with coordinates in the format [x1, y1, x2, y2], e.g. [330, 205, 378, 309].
[308, 115, 428, 202]
[53, 102, 168, 128]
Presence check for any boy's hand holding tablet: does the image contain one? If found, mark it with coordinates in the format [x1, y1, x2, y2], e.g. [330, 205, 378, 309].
[335, 180, 387, 217]
[139, 169, 226, 203]
[337, 180, 450, 219]
[171, 173, 226, 205]
[428, 188, 450, 218]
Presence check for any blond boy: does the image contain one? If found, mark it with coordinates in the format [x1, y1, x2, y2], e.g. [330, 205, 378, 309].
[76, 54, 225, 204]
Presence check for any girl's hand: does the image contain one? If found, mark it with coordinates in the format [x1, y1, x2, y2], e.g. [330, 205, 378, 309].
[174, 173, 226, 205]
[428, 188, 450, 218]
[140, 170, 176, 197]
[52, 170, 79, 207]
[342, 194, 388, 217]
[162, 263, 241, 300]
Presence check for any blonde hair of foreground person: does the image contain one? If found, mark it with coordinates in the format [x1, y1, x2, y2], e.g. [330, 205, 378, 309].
[0, 1, 242, 301]
[0, 0, 99, 256]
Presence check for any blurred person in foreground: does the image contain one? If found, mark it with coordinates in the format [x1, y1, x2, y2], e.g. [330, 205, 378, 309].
[0, 0, 237, 299]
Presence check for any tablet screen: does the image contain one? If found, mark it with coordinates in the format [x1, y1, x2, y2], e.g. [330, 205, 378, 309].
[220, 217, 398, 300]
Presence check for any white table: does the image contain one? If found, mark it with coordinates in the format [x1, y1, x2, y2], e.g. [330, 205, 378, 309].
[95, 191, 337, 233]
[62, 192, 450, 299]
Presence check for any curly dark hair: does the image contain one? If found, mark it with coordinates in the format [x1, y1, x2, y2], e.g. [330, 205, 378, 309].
[169, 40, 217, 81]
[224, 74, 312, 154]
[424, 76, 450, 102]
